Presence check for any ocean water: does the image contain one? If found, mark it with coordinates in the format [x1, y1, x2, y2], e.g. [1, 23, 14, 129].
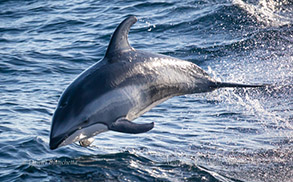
[0, 0, 292, 181]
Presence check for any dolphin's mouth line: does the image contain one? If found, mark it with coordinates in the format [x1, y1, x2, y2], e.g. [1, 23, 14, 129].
[51, 122, 109, 149]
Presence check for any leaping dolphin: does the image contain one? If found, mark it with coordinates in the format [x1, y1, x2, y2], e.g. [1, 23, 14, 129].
[49, 16, 264, 150]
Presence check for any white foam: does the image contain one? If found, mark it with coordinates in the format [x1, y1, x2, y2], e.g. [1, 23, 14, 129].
[232, 0, 292, 27]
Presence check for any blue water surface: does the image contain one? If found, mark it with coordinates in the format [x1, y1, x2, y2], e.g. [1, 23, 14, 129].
[0, 0, 292, 181]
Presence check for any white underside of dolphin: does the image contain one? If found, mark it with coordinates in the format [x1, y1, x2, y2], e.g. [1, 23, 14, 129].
[49, 16, 265, 150]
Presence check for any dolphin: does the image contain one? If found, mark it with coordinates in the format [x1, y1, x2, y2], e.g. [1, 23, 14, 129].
[49, 16, 264, 150]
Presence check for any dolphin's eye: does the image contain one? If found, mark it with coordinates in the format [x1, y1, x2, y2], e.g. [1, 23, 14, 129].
[83, 119, 89, 124]
[59, 101, 68, 109]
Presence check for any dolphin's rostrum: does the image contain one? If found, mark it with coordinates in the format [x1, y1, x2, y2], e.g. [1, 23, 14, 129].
[49, 16, 264, 150]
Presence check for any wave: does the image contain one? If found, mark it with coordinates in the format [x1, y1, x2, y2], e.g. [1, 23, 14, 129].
[232, 0, 293, 27]
[11, 151, 236, 182]
[0, 0, 292, 181]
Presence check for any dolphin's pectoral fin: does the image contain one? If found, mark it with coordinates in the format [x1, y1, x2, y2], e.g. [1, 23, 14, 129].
[109, 118, 154, 134]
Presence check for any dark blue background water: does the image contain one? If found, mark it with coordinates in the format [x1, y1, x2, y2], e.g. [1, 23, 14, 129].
[0, 0, 292, 181]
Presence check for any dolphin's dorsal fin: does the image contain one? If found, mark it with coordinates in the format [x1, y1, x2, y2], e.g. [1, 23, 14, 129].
[105, 16, 137, 58]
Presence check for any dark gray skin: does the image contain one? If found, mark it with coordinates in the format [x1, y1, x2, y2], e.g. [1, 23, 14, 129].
[49, 16, 263, 150]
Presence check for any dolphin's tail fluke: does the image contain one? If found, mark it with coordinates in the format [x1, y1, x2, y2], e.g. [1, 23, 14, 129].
[213, 82, 268, 88]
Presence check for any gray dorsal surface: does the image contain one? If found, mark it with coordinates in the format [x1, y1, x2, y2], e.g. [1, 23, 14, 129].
[49, 16, 266, 150]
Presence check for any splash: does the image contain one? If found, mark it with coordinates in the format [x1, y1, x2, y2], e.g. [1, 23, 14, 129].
[232, 0, 292, 27]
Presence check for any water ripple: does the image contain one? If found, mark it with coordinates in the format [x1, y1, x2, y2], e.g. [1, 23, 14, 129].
[0, 0, 292, 181]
